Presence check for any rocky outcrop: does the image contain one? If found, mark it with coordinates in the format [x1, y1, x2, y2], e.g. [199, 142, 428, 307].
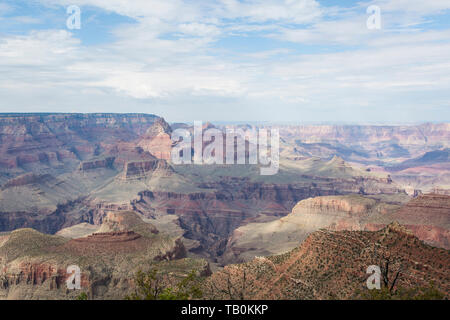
[221, 194, 399, 263]
[138, 118, 173, 160]
[96, 211, 158, 235]
[0, 262, 88, 291]
[205, 223, 450, 300]
[366, 224, 450, 250]
[277, 123, 449, 146]
[133, 180, 397, 260]
[55, 223, 99, 239]
[154, 238, 187, 261]
[292, 194, 376, 215]
[78, 157, 115, 171]
[143, 118, 172, 137]
[0, 212, 206, 300]
[1, 173, 52, 190]
[365, 193, 450, 249]
[122, 159, 174, 180]
[0, 114, 444, 270]
[0, 196, 94, 234]
[389, 194, 450, 226]
[0, 113, 161, 169]
[73, 231, 141, 243]
[223, 193, 450, 264]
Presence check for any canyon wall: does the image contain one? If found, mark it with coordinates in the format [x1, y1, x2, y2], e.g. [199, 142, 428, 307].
[0, 113, 162, 169]
[0, 212, 208, 300]
[276, 123, 450, 145]
[205, 223, 450, 299]
[222, 193, 450, 264]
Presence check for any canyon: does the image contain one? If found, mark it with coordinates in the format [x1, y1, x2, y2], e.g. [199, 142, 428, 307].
[205, 223, 450, 299]
[0, 211, 209, 299]
[222, 193, 450, 264]
[0, 113, 448, 299]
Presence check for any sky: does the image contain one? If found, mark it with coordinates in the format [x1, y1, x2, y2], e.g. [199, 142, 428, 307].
[0, 0, 449, 123]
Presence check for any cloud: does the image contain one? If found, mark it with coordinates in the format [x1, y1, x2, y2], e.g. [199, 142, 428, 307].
[0, 30, 80, 65]
[0, 0, 449, 122]
[369, 0, 450, 15]
[39, 0, 323, 23]
[217, 0, 323, 23]
[178, 23, 221, 37]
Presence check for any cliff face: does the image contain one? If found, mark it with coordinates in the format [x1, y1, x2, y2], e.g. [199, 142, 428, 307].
[291, 195, 376, 215]
[365, 193, 450, 249]
[122, 159, 174, 180]
[0, 211, 207, 300]
[78, 157, 115, 171]
[0, 165, 402, 262]
[205, 223, 450, 300]
[222, 193, 450, 264]
[277, 123, 450, 146]
[275, 123, 449, 186]
[221, 194, 397, 263]
[0, 113, 161, 169]
[1, 173, 52, 189]
[138, 118, 173, 160]
[0, 113, 177, 236]
[390, 193, 450, 226]
[132, 175, 404, 261]
[387, 148, 449, 172]
[272, 123, 449, 193]
[0, 262, 86, 294]
[0, 114, 444, 268]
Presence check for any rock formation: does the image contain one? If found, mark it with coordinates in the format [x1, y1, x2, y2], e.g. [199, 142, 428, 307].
[78, 157, 115, 171]
[1, 173, 52, 190]
[0, 113, 161, 170]
[0, 113, 447, 282]
[205, 223, 450, 299]
[137, 118, 173, 160]
[0, 211, 208, 299]
[221, 194, 400, 263]
[365, 193, 450, 249]
[222, 193, 450, 263]
[122, 159, 174, 180]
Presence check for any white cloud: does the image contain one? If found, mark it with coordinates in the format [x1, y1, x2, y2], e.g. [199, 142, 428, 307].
[178, 22, 221, 37]
[369, 0, 450, 15]
[217, 0, 322, 23]
[39, 0, 323, 24]
[0, 0, 449, 122]
[0, 30, 80, 65]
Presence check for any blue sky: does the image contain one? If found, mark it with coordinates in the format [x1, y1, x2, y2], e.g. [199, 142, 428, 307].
[0, 0, 449, 123]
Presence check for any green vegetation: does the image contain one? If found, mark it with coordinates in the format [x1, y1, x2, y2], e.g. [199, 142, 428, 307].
[126, 267, 203, 300]
[76, 292, 89, 300]
[359, 283, 445, 300]
[0, 229, 67, 260]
